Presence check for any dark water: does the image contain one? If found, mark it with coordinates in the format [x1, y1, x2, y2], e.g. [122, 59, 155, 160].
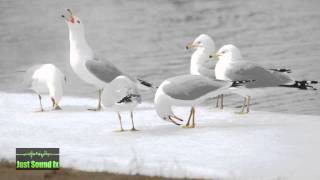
[1, 0, 320, 114]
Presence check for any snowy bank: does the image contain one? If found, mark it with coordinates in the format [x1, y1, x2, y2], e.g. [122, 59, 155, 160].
[0, 92, 320, 179]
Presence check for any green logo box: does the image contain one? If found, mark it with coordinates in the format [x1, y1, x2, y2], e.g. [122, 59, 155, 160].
[16, 148, 59, 170]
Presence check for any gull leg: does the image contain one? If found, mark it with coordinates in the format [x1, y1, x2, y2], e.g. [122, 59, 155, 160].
[130, 111, 137, 131]
[51, 97, 55, 108]
[220, 94, 224, 110]
[235, 97, 247, 114]
[183, 107, 194, 128]
[36, 95, 44, 112]
[116, 112, 124, 132]
[51, 97, 62, 110]
[190, 107, 196, 128]
[215, 95, 220, 108]
[241, 97, 247, 113]
[184, 107, 195, 128]
[88, 89, 102, 111]
[246, 96, 251, 113]
[97, 89, 102, 110]
[55, 104, 62, 110]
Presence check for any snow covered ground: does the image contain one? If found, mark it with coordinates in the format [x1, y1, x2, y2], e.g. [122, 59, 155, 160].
[1, 92, 320, 179]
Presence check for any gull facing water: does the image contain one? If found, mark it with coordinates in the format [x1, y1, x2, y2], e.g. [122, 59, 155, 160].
[186, 34, 224, 109]
[62, 9, 152, 111]
[213, 44, 318, 113]
[23, 64, 66, 111]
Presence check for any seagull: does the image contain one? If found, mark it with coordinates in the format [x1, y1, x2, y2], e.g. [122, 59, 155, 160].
[154, 74, 253, 128]
[213, 44, 318, 114]
[101, 76, 141, 132]
[186, 34, 224, 109]
[61, 9, 153, 111]
[23, 64, 66, 112]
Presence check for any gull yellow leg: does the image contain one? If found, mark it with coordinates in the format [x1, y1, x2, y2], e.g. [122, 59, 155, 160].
[55, 104, 62, 110]
[184, 107, 195, 128]
[130, 111, 137, 131]
[183, 107, 193, 128]
[190, 107, 196, 128]
[236, 97, 247, 114]
[51, 97, 62, 110]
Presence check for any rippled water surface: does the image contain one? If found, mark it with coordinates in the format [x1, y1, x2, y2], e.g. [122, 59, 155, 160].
[1, 0, 320, 114]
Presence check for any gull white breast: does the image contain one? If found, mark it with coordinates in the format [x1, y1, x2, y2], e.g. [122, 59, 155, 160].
[101, 76, 141, 131]
[186, 34, 224, 109]
[62, 9, 154, 111]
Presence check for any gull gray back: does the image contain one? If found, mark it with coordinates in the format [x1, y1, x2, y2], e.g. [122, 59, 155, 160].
[226, 61, 292, 88]
[162, 75, 227, 100]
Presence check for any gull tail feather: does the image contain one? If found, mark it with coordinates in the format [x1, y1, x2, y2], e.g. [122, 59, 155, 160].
[269, 68, 292, 73]
[230, 80, 256, 87]
[279, 80, 318, 90]
[117, 94, 141, 104]
[136, 79, 158, 91]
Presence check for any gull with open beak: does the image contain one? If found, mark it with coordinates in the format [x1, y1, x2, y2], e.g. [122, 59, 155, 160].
[186, 34, 224, 109]
[61, 9, 154, 111]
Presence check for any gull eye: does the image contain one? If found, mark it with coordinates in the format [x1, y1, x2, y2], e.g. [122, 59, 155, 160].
[197, 41, 201, 44]
[222, 50, 226, 54]
[77, 20, 80, 23]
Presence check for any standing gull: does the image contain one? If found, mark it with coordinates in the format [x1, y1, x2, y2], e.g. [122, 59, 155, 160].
[154, 75, 252, 128]
[101, 76, 141, 131]
[61, 9, 153, 111]
[186, 34, 224, 109]
[23, 64, 66, 111]
[213, 44, 318, 113]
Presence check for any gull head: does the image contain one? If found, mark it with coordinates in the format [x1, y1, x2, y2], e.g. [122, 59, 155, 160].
[186, 34, 215, 53]
[61, 9, 84, 33]
[154, 84, 178, 124]
[155, 107, 182, 126]
[215, 44, 242, 61]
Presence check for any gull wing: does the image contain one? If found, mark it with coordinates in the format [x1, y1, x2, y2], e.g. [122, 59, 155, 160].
[85, 58, 129, 83]
[225, 61, 293, 88]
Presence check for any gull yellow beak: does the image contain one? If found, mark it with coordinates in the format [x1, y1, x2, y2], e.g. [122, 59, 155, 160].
[186, 43, 199, 50]
[209, 53, 221, 60]
[66, 8, 73, 16]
